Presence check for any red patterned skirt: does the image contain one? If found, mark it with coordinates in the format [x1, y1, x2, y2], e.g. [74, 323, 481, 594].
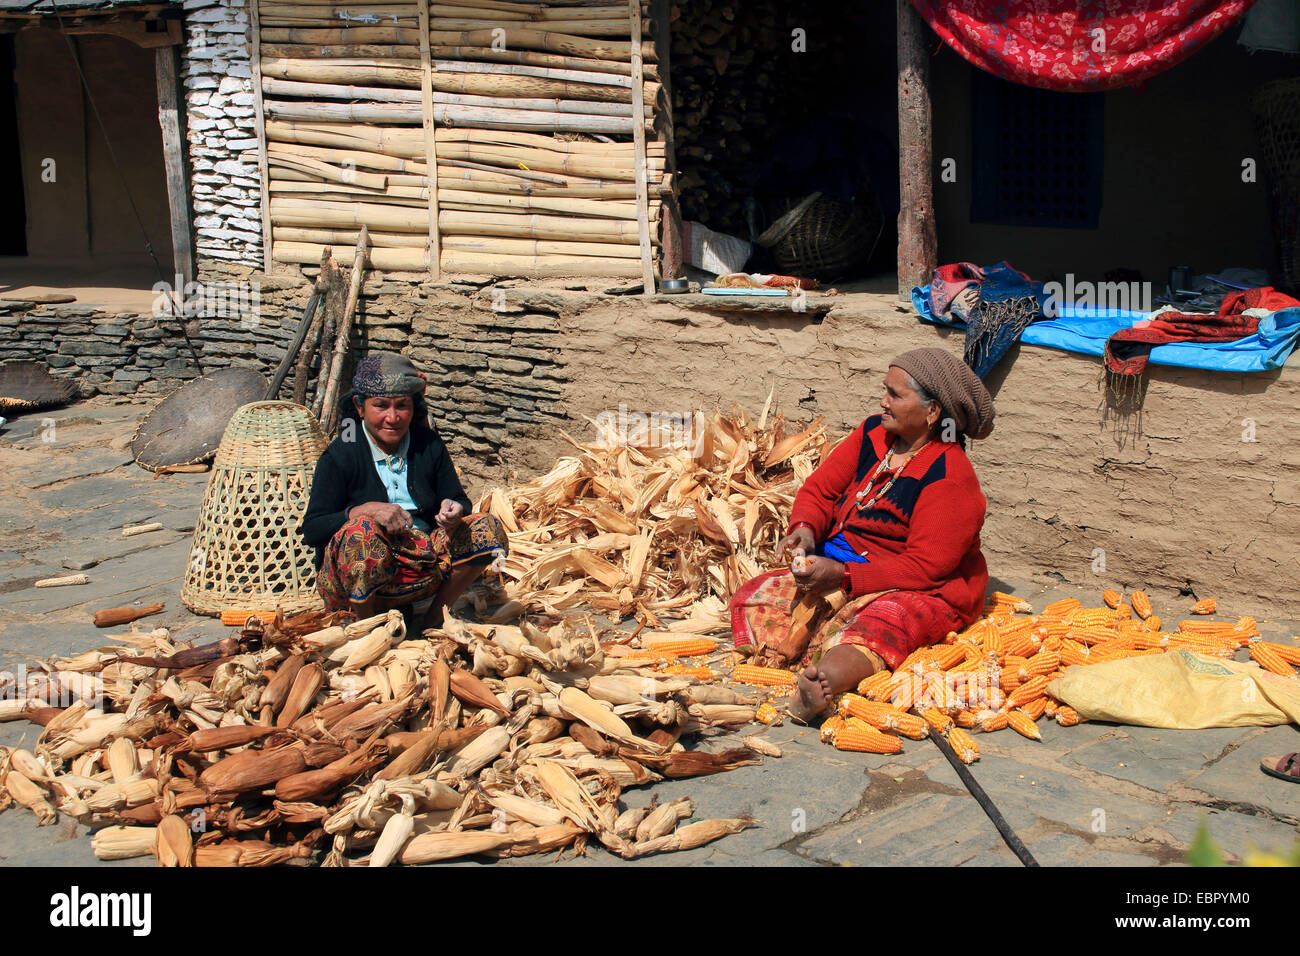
[730, 568, 966, 670]
[317, 513, 508, 612]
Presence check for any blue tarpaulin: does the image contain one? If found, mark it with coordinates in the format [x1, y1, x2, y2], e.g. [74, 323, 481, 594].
[910, 286, 1300, 374]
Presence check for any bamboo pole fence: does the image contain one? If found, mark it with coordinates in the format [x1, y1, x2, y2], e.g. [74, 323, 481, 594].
[257, 0, 665, 279]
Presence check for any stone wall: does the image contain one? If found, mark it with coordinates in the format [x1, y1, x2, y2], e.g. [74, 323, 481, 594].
[182, 0, 262, 269]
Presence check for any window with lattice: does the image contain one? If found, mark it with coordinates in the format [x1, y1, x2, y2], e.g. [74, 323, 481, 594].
[970, 69, 1105, 229]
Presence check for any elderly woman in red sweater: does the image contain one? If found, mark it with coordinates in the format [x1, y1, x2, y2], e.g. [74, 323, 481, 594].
[729, 348, 995, 722]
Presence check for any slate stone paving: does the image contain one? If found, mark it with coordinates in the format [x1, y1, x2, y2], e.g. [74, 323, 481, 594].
[1, 399, 1296, 867]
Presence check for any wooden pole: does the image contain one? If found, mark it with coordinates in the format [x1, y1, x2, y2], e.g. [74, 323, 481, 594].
[650, 0, 680, 281]
[293, 248, 333, 404]
[629, 0, 653, 294]
[154, 45, 193, 287]
[250, 0, 274, 273]
[419, 0, 442, 279]
[897, 0, 937, 298]
[320, 227, 371, 432]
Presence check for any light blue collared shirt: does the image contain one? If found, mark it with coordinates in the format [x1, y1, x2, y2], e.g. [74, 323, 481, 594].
[361, 425, 430, 532]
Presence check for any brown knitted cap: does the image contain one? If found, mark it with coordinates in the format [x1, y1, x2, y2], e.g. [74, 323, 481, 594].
[889, 348, 995, 440]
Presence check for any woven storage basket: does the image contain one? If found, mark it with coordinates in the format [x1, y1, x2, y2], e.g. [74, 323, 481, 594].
[768, 192, 883, 282]
[1251, 78, 1300, 293]
[181, 401, 329, 616]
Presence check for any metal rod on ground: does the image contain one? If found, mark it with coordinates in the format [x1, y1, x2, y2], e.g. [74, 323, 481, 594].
[319, 226, 371, 433]
[919, 715, 1039, 867]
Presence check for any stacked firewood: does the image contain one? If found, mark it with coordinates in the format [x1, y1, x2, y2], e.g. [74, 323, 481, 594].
[668, 0, 886, 238]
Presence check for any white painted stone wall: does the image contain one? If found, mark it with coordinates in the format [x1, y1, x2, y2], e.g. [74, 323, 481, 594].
[182, 0, 262, 269]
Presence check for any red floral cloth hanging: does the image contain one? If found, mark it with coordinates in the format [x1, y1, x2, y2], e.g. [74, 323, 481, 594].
[911, 0, 1259, 92]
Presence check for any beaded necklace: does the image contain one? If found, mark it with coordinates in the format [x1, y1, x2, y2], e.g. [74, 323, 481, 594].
[853, 438, 931, 513]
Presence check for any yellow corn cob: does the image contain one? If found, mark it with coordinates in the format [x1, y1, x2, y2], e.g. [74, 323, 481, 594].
[854, 669, 892, 700]
[1102, 589, 1122, 609]
[1249, 643, 1297, 679]
[1055, 705, 1081, 727]
[834, 723, 903, 754]
[1017, 696, 1048, 720]
[1128, 632, 1170, 650]
[220, 609, 277, 627]
[921, 707, 954, 735]
[1140, 614, 1162, 632]
[885, 712, 930, 740]
[981, 685, 1007, 711]
[731, 664, 797, 688]
[1177, 620, 1235, 634]
[1043, 697, 1059, 718]
[1007, 710, 1042, 741]
[1001, 633, 1039, 659]
[989, 590, 1032, 611]
[947, 727, 980, 764]
[662, 664, 714, 681]
[1005, 674, 1052, 709]
[998, 665, 1023, 692]
[1233, 616, 1260, 637]
[1035, 620, 1072, 641]
[1065, 607, 1123, 627]
[1257, 642, 1300, 666]
[1021, 650, 1062, 679]
[1068, 624, 1121, 645]
[1191, 598, 1216, 615]
[896, 648, 933, 672]
[888, 673, 923, 711]
[628, 639, 718, 660]
[1042, 597, 1082, 619]
[1114, 604, 1132, 620]
[981, 629, 1004, 657]
[839, 694, 907, 726]
[1130, 590, 1153, 620]
[819, 714, 845, 744]
[930, 644, 967, 671]
[1057, 639, 1091, 667]
[755, 701, 782, 724]
[975, 709, 1008, 732]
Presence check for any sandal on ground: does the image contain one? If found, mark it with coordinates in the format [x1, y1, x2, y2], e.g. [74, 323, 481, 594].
[1260, 752, 1300, 784]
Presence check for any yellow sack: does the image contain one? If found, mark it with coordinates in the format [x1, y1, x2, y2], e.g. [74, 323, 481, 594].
[1047, 650, 1300, 729]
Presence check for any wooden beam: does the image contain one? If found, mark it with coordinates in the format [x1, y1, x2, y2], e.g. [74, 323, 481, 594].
[649, 0, 679, 281]
[897, 0, 937, 297]
[629, 0, 653, 294]
[419, 0, 441, 278]
[155, 44, 193, 286]
[250, 0, 274, 273]
[35, 15, 182, 48]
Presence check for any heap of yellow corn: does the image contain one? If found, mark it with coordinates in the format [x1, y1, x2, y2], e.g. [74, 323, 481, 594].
[809, 589, 1287, 763]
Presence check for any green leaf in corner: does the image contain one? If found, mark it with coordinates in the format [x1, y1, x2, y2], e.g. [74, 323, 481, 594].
[1186, 816, 1226, 867]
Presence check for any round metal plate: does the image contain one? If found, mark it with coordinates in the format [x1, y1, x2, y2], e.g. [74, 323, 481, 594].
[130, 367, 268, 471]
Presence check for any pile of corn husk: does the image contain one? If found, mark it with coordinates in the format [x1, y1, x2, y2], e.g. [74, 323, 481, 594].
[0, 405, 833, 865]
[0, 608, 785, 866]
[475, 403, 830, 628]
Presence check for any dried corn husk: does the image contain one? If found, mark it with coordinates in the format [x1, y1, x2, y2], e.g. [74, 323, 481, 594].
[93, 825, 157, 860]
[742, 735, 782, 758]
[625, 817, 756, 858]
[156, 814, 194, 867]
[441, 725, 511, 780]
[3, 768, 57, 825]
[397, 829, 515, 864]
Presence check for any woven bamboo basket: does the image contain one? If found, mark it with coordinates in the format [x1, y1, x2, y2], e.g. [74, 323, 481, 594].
[1251, 78, 1300, 293]
[766, 191, 883, 282]
[181, 401, 329, 616]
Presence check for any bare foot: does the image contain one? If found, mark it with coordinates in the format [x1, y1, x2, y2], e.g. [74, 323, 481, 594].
[789, 665, 834, 723]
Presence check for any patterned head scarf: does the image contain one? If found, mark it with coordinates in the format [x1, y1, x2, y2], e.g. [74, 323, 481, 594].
[351, 353, 427, 400]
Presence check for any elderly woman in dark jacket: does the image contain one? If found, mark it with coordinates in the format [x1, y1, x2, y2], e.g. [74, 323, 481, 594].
[301, 353, 508, 623]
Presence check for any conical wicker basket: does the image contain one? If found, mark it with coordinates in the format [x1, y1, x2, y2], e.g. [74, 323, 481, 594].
[181, 401, 329, 616]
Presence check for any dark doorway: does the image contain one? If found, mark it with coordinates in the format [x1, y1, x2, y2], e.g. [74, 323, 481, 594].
[0, 35, 27, 256]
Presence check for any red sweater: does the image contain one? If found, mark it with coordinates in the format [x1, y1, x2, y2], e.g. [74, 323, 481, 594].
[787, 415, 989, 625]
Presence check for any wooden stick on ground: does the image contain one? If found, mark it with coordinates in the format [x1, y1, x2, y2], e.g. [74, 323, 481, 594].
[320, 226, 371, 434]
[295, 249, 334, 405]
[312, 255, 342, 419]
[121, 522, 164, 538]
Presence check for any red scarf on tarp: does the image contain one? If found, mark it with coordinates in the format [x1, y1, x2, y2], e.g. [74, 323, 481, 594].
[1103, 287, 1300, 376]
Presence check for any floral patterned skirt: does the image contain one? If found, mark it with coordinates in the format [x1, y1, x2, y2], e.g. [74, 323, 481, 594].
[730, 568, 966, 670]
[317, 513, 508, 612]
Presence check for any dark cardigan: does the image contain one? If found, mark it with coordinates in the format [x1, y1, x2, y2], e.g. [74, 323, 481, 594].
[300, 394, 473, 568]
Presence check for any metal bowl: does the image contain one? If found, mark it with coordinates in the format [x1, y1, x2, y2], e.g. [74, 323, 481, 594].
[659, 278, 689, 294]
